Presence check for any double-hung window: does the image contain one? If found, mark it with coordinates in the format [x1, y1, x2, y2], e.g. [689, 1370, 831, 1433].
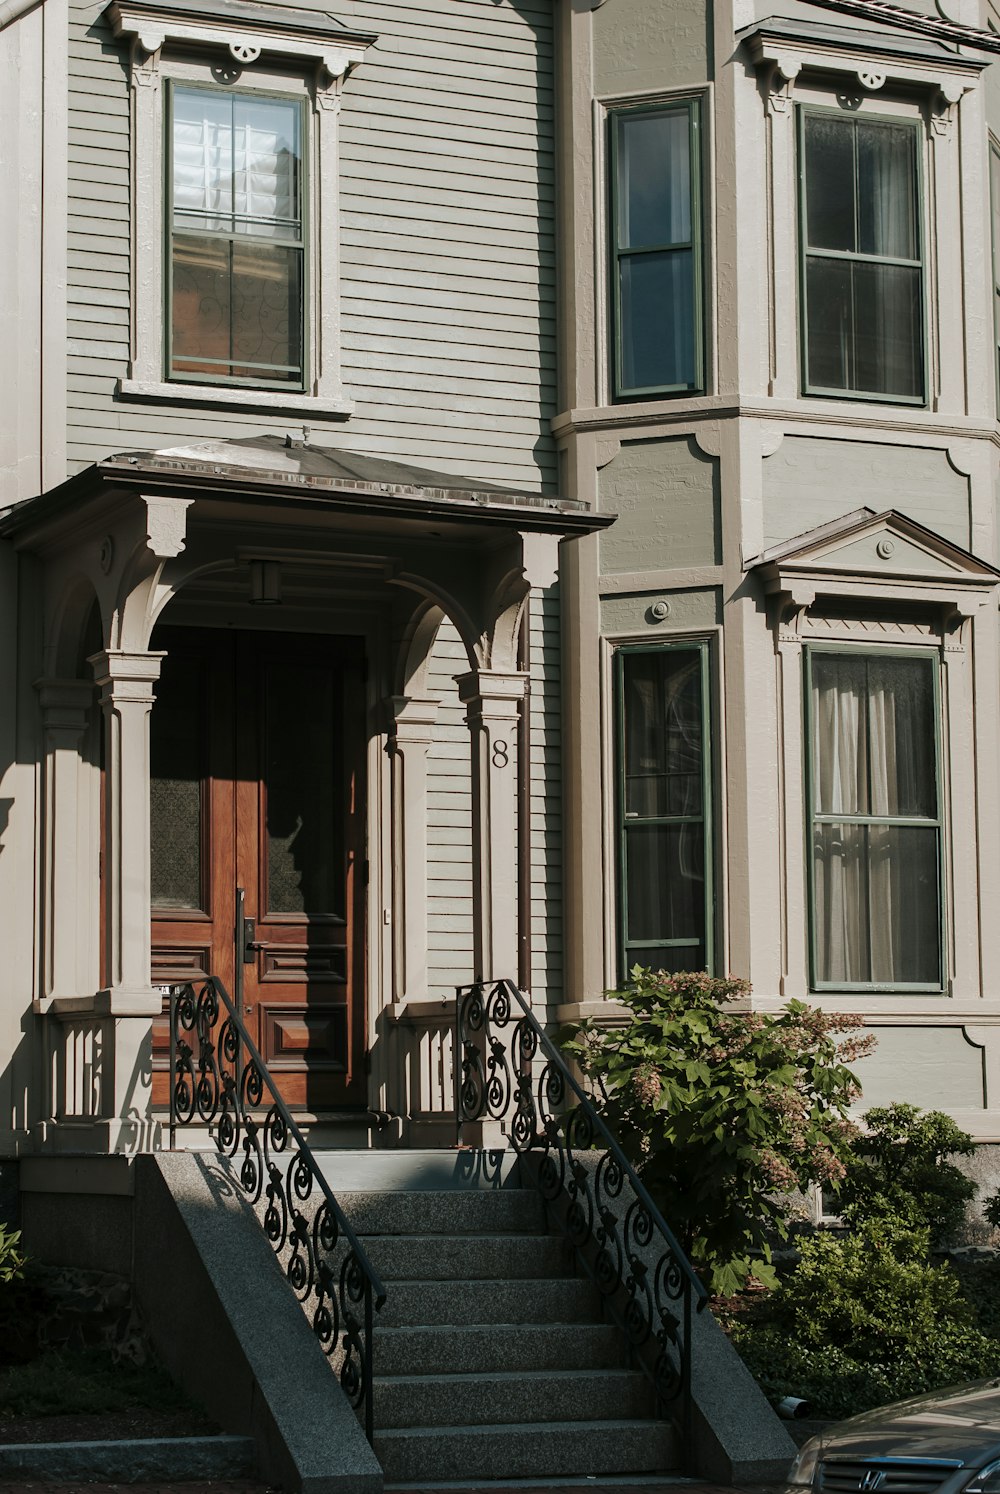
[799, 110, 924, 402]
[806, 648, 943, 991]
[168, 85, 305, 389]
[615, 643, 714, 976]
[610, 99, 704, 400]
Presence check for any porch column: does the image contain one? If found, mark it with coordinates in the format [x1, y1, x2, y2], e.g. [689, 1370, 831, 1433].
[36, 679, 96, 1007]
[457, 669, 528, 983]
[386, 695, 439, 1004]
[91, 649, 164, 1011]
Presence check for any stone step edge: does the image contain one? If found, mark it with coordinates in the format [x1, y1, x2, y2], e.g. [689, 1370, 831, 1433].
[384, 1478, 694, 1491]
[374, 1366, 645, 1387]
[0, 1434, 256, 1484]
[375, 1417, 675, 1441]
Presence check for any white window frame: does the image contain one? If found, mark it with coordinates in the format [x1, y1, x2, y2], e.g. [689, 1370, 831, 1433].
[106, 3, 371, 418]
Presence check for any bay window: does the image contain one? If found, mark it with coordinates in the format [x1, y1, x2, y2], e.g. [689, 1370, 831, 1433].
[610, 99, 704, 400]
[806, 648, 943, 991]
[799, 110, 924, 403]
[168, 85, 305, 389]
[615, 643, 714, 977]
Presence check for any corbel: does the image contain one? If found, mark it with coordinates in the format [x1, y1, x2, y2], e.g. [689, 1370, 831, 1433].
[761, 55, 801, 116]
[144, 495, 193, 559]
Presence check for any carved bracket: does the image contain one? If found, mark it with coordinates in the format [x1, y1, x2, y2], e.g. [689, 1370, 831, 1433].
[144, 496, 193, 559]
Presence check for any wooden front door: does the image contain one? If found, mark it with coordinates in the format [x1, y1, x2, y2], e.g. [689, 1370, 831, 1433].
[150, 626, 367, 1109]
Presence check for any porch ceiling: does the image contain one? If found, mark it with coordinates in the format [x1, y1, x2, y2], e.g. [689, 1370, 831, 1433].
[0, 437, 613, 552]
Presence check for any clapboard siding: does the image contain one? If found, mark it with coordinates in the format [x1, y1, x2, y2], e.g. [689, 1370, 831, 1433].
[65, 0, 556, 490]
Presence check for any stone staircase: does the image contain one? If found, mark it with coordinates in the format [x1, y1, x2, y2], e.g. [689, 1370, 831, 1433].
[316, 1153, 679, 1485]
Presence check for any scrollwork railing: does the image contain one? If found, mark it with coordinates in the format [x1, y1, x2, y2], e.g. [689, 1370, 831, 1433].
[168, 978, 386, 1442]
[456, 977, 708, 1455]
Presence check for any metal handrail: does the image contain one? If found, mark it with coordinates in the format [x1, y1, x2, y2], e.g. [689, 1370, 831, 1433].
[456, 976, 708, 1459]
[168, 977, 386, 1443]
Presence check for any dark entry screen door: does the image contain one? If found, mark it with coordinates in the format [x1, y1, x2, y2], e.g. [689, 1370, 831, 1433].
[150, 627, 367, 1110]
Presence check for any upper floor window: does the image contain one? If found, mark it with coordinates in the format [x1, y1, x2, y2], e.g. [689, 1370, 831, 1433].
[610, 99, 704, 401]
[806, 648, 942, 991]
[615, 642, 714, 977]
[799, 110, 924, 403]
[169, 86, 305, 390]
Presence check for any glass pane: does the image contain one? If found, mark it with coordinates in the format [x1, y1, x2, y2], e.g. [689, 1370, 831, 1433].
[811, 654, 937, 818]
[266, 662, 343, 916]
[625, 823, 705, 945]
[623, 650, 702, 817]
[620, 249, 695, 391]
[804, 114, 856, 253]
[616, 108, 691, 249]
[858, 121, 918, 261]
[805, 255, 852, 391]
[623, 943, 705, 976]
[172, 87, 233, 230]
[230, 241, 302, 380]
[171, 233, 231, 375]
[866, 656, 936, 817]
[853, 260, 922, 399]
[172, 88, 300, 236]
[813, 823, 939, 985]
[150, 655, 203, 912]
[233, 96, 300, 234]
[811, 654, 868, 815]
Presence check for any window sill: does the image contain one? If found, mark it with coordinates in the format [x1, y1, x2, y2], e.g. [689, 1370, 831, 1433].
[117, 377, 354, 420]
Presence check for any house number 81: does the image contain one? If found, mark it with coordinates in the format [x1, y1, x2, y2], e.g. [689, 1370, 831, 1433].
[492, 740, 509, 768]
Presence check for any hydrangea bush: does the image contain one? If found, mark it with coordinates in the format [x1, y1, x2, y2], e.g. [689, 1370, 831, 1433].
[564, 968, 874, 1295]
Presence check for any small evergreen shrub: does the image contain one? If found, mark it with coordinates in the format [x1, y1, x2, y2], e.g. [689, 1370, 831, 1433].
[727, 1216, 1000, 1418]
[839, 1104, 977, 1244]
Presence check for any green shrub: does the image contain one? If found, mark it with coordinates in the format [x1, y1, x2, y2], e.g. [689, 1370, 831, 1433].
[0, 1225, 25, 1285]
[564, 968, 872, 1294]
[838, 1104, 977, 1244]
[729, 1216, 1000, 1418]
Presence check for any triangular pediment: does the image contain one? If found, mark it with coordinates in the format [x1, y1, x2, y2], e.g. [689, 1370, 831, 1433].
[752, 508, 1000, 617]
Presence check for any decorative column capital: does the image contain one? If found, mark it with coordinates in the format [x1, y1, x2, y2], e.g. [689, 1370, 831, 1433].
[89, 650, 165, 708]
[456, 670, 529, 720]
[385, 695, 439, 744]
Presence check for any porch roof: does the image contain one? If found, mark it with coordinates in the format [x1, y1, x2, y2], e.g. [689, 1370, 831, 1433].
[0, 436, 614, 546]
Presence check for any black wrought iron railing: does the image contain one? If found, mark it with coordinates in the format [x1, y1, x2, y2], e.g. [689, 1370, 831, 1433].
[456, 977, 708, 1452]
[168, 978, 386, 1442]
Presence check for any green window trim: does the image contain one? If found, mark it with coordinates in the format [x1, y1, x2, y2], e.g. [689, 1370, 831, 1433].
[797, 106, 927, 407]
[614, 640, 715, 982]
[804, 643, 945, 995]
[609, 96, 705, 402]
[165, 80, 309, 393]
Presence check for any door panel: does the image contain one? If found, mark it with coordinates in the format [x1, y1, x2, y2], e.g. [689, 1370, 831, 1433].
[151, 627, 366, 1111]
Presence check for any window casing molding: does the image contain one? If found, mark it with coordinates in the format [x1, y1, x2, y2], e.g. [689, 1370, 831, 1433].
[612, 637, 716, 982]
[106, 2, 372, 417]
[754, 506, 1000, 1003]
[605, 93, 707, 404]
[740, 19, 987, 414]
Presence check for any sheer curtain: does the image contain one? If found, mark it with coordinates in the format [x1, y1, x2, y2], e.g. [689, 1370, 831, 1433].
[811, 654, 938, 987]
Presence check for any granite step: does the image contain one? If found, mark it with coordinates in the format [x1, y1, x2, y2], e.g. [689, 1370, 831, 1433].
[360, 1231, 571, 1282]
[373, 1367, 653, 1430]
[373, 1417, 678, 1483]
[375, 1275, 599, 1328]
[374, 1321, 626, 1376]
[336, 1188, 547, 1238]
